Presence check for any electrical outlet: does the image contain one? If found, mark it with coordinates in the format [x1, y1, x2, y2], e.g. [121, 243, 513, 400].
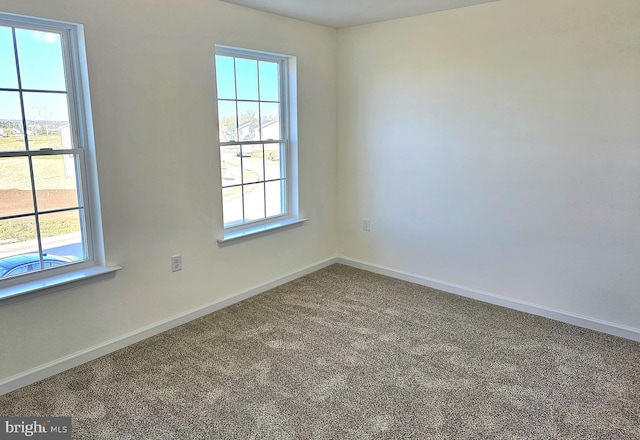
[363, 218, 371, 232]
[171, 254, 182, 272]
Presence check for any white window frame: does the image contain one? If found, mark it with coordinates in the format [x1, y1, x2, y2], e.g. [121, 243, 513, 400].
[0, 12, 117, 301]
[215, 46, 305, 244]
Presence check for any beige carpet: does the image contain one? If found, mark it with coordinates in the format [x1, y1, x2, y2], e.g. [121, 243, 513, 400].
[1, 264, 638, 439]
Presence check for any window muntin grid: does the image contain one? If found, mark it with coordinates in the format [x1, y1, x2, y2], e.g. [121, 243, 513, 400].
[0, 17, 91, 281]
[215, 48, 288, 229]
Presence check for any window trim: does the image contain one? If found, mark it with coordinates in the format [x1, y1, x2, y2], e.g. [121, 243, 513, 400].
[216, 217, 307, 246]
[215, 45, 301, 243]
[0, 12, 116, 300]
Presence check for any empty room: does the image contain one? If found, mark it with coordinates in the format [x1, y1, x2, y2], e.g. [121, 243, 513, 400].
[0, 0, 638, 438]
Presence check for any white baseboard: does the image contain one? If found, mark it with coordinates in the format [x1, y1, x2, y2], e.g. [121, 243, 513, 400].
[336, 257, 640, 343]
[0, 257, 337, 396]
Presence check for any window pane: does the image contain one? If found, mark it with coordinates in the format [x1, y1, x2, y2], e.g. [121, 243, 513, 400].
[239, 144, 255, 160]
[259, 61, 279, 102]
[260, 102, 280, 140]
[0, 156, 33, 218]
[23, 92, 70, 149]
[15, 28, 66, 91]
[237, 101, 258, 141]
[266, 180, 284, 218]
[242, 144, 263, 184]
[264, 144, 282, 181]
[243, 182, 265, 222]
[40, 210, 86, 261]
[235, 58, 258, 101]
[218, 100, 237, 142]
[222, 187, 243, 226]
[0, 91, 26, 151]
[220, 146, 241, 188]
[0, 26, 17, 89]
[215, 55, 236, 100]
[0, 216, 38, 277]
[33, 154, 81, 212]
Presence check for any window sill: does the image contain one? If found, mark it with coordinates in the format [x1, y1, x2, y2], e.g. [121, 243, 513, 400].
[218, 217, 307, 246]
[0, 265, 121, 303]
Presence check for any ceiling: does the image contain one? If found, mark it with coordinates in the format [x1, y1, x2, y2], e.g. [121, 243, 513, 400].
[219, 0, 499, 28]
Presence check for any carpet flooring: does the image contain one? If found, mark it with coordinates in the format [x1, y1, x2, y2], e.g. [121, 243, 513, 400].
[0, 264, 639, 439]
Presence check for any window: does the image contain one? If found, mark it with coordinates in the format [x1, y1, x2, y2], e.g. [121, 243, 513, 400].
[0, 12, 109, 293]
[215, 46, 301, 241]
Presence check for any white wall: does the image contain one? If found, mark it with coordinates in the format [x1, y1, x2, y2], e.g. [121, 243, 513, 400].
[337, 0, 640, 330]
[0, 0, 337, 381]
